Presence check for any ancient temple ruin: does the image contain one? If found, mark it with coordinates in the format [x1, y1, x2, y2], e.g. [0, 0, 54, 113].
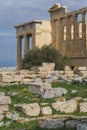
[48, 3, 87, 67]
[15, 20, 51, 70]
[15, 3, 87, 70]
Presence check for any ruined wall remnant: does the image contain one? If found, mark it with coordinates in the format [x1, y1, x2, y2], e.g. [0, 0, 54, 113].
[48, 3, 87, 66]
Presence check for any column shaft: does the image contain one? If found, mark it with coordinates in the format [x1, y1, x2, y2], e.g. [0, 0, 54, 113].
[32, 34, 35, 49]
[25, 35, 29, 56]
[73, 14, 78, 56]
[17, 37, 22, 70]
[58, 20, 62, 52]
[66, 17, 71, 40]
[82, 12, 86, 55]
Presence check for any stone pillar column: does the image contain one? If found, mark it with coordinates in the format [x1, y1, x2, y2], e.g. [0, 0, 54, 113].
[66, 16, 71, 40]
[51, 20, 56, 48]
[17, 36, 22, 70]
[74, 14, 78, 40]
[57, 19, 63, 55]
[25, 34, 29, 56]
[54, 20, 58, 50]
[58, 19, 62, 51]
[73, 14, 78, 56]
[82, 12, 86, 56]
[32, 34, 35, 49]
[64, 16, 71, 56]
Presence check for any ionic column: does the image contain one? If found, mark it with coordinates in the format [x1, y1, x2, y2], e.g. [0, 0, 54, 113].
[82, 12, 86, 55]
[25, 34, 29, 56]
[17, 36, 22, 70]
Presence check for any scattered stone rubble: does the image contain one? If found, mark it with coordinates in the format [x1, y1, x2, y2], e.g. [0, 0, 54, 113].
[0, 64, 87, 86]
[0, 64, 87, 129]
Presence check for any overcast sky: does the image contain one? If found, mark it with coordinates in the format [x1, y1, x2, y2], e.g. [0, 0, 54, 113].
[0, 0, 87, 66]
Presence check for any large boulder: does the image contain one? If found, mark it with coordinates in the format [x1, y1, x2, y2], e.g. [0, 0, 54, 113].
[16, 103, 40, 117]
[52, 99, 77, 113]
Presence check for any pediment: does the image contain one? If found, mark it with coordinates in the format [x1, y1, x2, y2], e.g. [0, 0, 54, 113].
[48, 3, 61, 12]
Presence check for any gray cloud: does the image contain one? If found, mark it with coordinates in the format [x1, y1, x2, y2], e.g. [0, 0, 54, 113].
[0, 0, 87, 30]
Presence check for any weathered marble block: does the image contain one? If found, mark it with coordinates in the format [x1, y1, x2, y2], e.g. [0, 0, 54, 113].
[41, 106, 52, 115]
[16, 103, 40, 116]
[29, 83, 67, 99]
[41, 87, 67, 99]
[28, 83, 43, 95]
[28, 82, 51, 95]
[0, 96, 11, 105]
[80, 102, 87, 112]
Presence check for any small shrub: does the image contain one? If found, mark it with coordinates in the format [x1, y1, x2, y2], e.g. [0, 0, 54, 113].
[22, 45, 69, 70]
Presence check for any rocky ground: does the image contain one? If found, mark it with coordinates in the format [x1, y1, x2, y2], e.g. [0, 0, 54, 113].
[0, 64, 87, 130]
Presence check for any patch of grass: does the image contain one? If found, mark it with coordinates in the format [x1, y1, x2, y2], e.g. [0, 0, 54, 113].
[0, 120, 38, 130]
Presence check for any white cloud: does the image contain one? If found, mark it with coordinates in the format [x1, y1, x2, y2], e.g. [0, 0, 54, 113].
[0, 33, 15, 37]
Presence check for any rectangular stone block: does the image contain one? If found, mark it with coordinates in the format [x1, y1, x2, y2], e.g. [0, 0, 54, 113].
[78, 67, 87, 71]
[42, 63, 55, 71]
[0, 96, 11, 105]
[28, 83, 43, 95]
